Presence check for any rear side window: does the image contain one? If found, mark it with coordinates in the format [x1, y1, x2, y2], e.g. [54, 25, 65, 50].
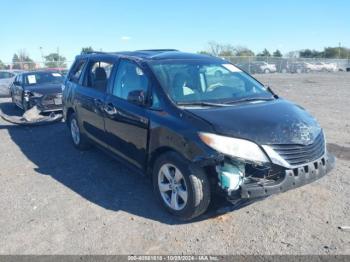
[69, 60, 86, 83]
[83, 61, 114, 92]
[112, 60, 149, 101]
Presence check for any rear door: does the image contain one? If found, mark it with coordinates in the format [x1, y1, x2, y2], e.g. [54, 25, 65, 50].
[104, 59, 150, 169]
[75, 58, 115, 147]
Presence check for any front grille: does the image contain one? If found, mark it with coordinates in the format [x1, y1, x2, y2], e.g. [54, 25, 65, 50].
[269, 132, 325, 166]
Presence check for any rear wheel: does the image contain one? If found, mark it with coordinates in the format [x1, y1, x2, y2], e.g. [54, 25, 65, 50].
[264, 69, 270, 74]
[69, 113, 91, 150]
[153, 152, 211, 220]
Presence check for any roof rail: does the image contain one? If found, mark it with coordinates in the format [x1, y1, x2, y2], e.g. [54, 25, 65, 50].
[136, 49, 178, 52]
[80, 51, 110, 55]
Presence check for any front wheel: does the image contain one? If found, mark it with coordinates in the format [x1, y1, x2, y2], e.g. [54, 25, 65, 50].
[153, 152, 211, 220]
[10, 92, 16, 104]
[22, 101, 29, 112]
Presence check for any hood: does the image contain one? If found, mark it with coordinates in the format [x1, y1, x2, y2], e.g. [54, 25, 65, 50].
[186, 99, 321, 145]
[24, 83, 62, 95]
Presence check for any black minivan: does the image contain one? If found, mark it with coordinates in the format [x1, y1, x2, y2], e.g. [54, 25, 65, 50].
[63, 50, 335, 220]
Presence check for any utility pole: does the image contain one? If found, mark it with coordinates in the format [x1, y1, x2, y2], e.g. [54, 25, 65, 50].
[57, 47, 60, 68]
[39, 47, 44, 68]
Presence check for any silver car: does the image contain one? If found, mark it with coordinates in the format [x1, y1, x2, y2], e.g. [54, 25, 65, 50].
[0, 70, 24, 97]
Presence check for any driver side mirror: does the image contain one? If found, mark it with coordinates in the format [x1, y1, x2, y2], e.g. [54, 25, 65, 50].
[127, 90, 146, 105]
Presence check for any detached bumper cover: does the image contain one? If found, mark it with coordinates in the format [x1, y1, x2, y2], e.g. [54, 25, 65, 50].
[240, 153, 335, 199]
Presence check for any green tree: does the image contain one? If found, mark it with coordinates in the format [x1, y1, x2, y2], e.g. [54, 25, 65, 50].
[44, 53, 67, 68]
[0, 59, 6, 69]
[12, 50, 35, 70]
[299, 49, 322, 58]
[323, 47, 350, 59]
[235, 47, 255, 56]
[257, 49, 271, 57]
[81, 46, 94, 54]
[12, 54, 21, 69]
[273, 49, 283, 57]
[197, 51, 211, 55]
[219, 49, 235, 56]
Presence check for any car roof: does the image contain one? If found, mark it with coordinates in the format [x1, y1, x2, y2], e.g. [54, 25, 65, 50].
[21, 70, 63, 76]
[76, 49, 225, 63]
[0, 69, 24, 73]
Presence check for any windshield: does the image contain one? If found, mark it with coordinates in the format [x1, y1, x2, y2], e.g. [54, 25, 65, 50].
[24, 72, 63, 86]
[149, 60, 273, 104]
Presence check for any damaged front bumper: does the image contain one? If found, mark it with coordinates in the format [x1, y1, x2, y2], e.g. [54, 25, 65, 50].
[193, 151, 335, 202]
[26, 94, 63, 112]
[240, 153, 335, 199]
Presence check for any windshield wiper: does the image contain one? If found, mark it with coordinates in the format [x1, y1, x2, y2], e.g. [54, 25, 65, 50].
[223, 97, 275, 104]
[176, 101, 226, 107]
[266, 85, 279, 98]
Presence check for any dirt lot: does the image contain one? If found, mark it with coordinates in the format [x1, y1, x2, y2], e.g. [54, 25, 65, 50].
[0, 72, 349, 255]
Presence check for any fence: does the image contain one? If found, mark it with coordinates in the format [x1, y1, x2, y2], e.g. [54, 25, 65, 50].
[220, 56, 350, 74]
[2, 57, 350, 75]
[0, 61, 74, 75]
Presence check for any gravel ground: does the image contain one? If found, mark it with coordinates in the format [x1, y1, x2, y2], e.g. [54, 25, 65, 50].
[0, 72, 349, 255]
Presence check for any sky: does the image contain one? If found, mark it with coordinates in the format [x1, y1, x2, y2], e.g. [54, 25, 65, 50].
[1, 0, 349, 62]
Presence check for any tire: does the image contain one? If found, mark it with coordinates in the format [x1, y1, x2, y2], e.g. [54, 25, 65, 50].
[264, 69, 270, 74]
[10, 92, 16, 104]
[68, 112, 91, 150]
[22, 101, 29, 112]
[153, 151, 211, 220]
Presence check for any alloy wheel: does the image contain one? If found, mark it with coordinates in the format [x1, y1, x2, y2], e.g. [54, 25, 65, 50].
[70, 118, 80, 145]
[158, 163, 188, 211]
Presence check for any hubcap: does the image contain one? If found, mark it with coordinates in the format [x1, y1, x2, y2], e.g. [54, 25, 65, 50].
[70, 118, 80, 145]
[158, 163, 188, 211]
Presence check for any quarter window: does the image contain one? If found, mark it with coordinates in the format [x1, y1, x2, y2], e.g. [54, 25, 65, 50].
[151, 90, 161, 109]
[69, 60, 86, 83]
[112, 60, 149, 101]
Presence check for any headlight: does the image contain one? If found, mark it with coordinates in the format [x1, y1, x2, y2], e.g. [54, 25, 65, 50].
[23, 91, 31, 101]
[199, 132, 270, 163]
[30, 92, 43, 98]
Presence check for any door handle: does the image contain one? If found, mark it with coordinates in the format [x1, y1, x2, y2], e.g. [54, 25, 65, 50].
[104, 103, 117, 116]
